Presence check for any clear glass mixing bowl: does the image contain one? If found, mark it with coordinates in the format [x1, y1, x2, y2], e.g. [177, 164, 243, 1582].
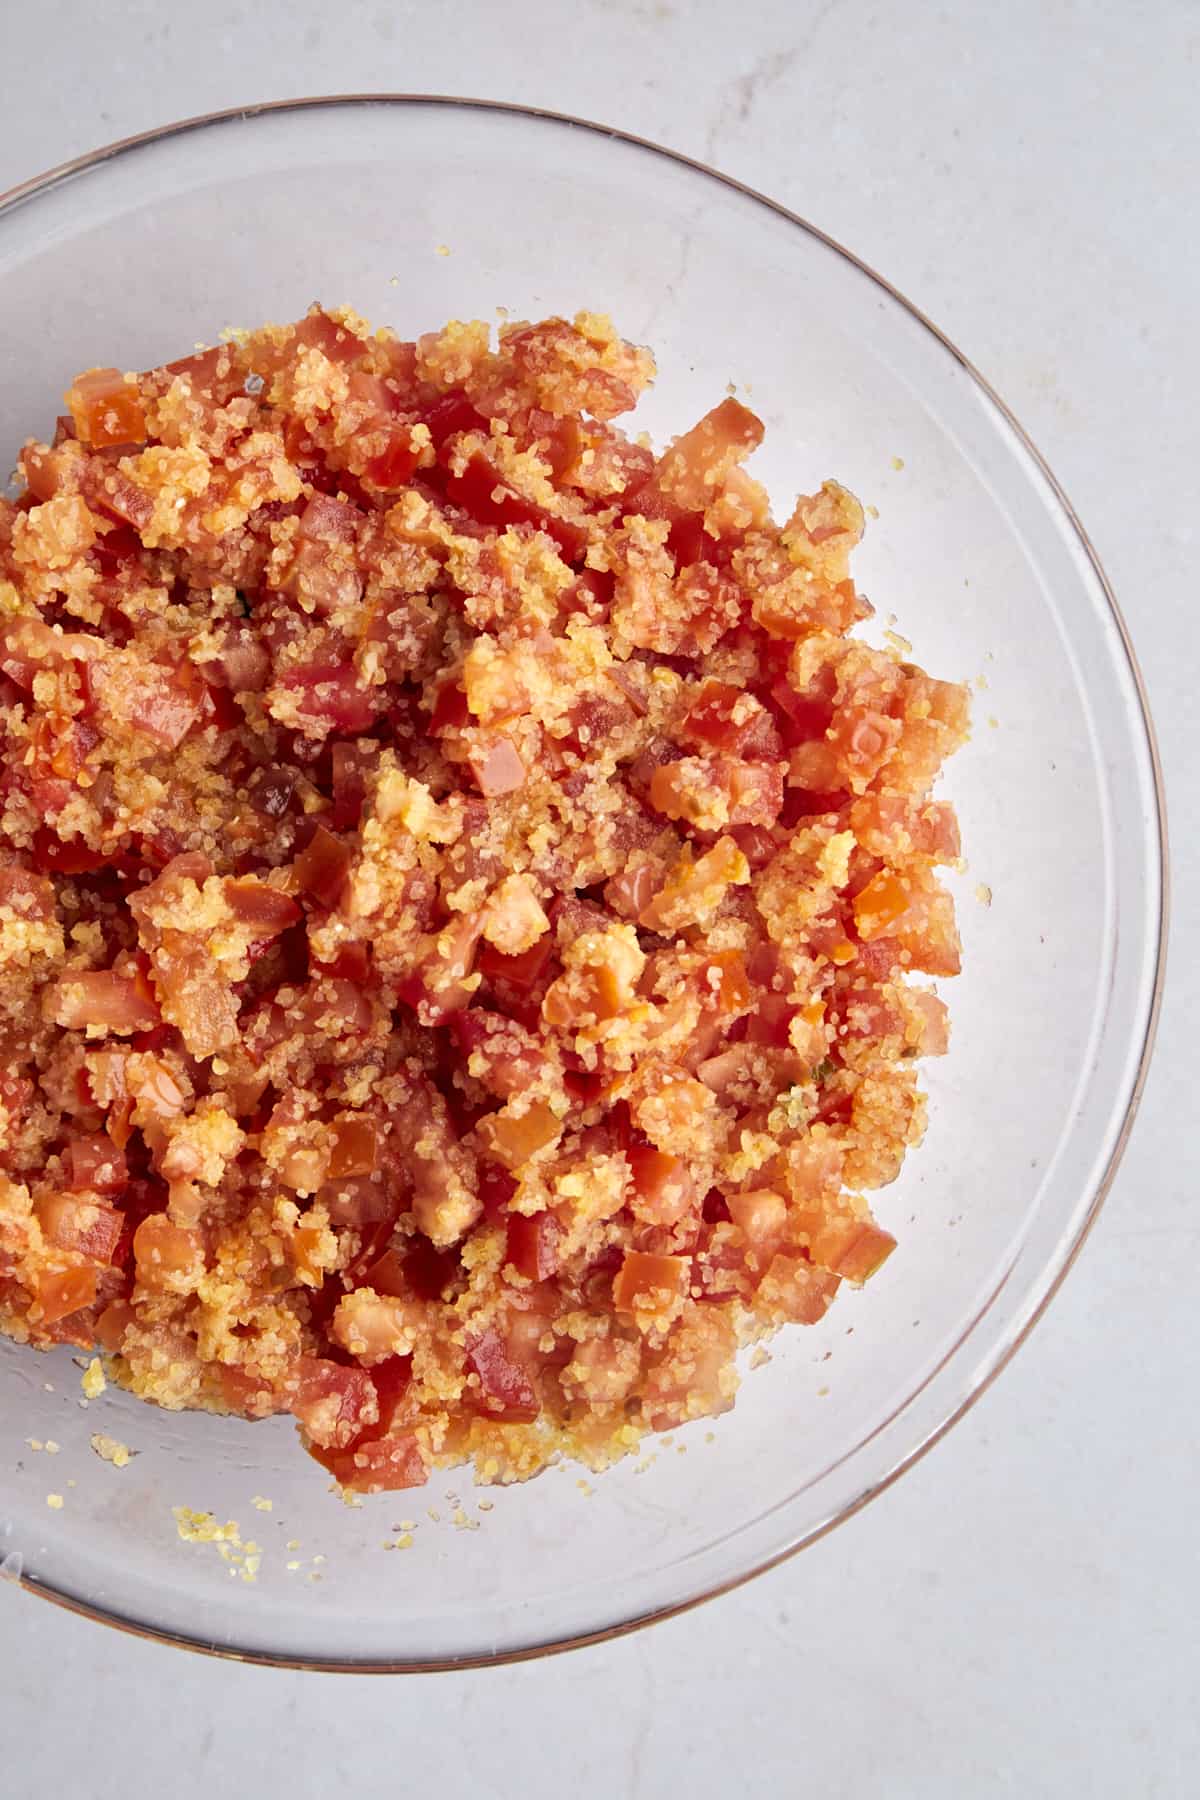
[0, 97, 1166, 1670]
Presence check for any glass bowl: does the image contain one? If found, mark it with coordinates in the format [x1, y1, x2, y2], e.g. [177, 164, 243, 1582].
[0, 97, 1165, 1670]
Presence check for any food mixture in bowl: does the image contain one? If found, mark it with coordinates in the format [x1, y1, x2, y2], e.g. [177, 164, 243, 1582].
[0, 307, 967, 1492]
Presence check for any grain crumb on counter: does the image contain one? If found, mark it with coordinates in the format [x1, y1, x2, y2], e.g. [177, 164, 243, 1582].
[90, 1433, 133, 1467]
[81, 1360, 107, 1400]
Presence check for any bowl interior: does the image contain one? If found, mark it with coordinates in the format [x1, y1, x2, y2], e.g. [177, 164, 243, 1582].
[0, 100, 1162, 1667]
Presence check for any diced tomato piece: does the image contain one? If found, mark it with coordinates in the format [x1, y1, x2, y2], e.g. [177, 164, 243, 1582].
[904, 988, 950, 1056]
[477, 1101, 561, 1171]
[35, 1263, 97, 1324]
[428, 678, 471, 734]
[850, 794, 961, 864]
[696, 949, 752, 1015]
[422, 390, 488, 448]
[316, 1431, 428, 1494]
[363, 429, 420, 491]
[477, 933, 556, 991]
[727, 1189, 788, 1252]
[314, 939, 372, 983]
[444, 452, 586, 560]
[298, 493, 362, 545]
[655, 398, 764, 510]
[649, 756, 784, 830]
[612, 1250, 690, 1318]
[219, 1363, 288, 1419]
[110, 660, 200, 749]
[292, 310, 368, 367]
[604, 861, 664, 920]
[370, 1355, 415, 1432]
[758, 1253, 840, 1324]
[853, 870, 913, 940]
[289, 1355, 379, 1449]
[627, 1147, 695, 1228]
[330, 740, 379, 829]
[811, 1220, 897, 1284]
[832, 976, 904, 1043]
[132, 1215, 202, 1292]
[159, 344, 242, 400]
[827, 705, 902, 788]
[94, 1299, 137, 1353]
[48, 969, 161, 1035]
[465, 1327, 540, 1421]
[223, 878, 302, 934]
[208, 624, 271, 694]
[681, 681, 782, 758]
[468, 734, 526, 797]
[29, 830, 109, 876]
[291, 662, 380, 733]
[505, 1211, 563, 1281]
[292, 825, 353, 909]
[38, 1191, 123, 1262]
[66, 368, 146, 448]
[64, 1133, 128, 1195]
[327, 1116, 379, 1179]
[446, 1009, 543, 1100]
[319, 1173, 398, 1232]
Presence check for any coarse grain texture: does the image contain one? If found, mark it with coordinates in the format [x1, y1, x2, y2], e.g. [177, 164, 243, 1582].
[0, 307, 968, 1492]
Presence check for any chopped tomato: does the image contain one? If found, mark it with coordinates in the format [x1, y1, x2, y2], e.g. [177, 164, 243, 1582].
[132, 1215, 202, 1293]
[292, 826, 353, 909]
[506, 1211, 564, 1281]
[63, 1132, 128, 1194]
[680, 681, 782, 759]
[627, 1148, 695, 1229]
[66, 368, 146, 448]
[48, 970, 161, 1035]
[612, 1250, 690, 1317]
[467, 734, 526, 797]
[315, 1431, 428, 1493]
[655, 398, 764, 510]
[289, 1355, 379, 1449]
[465, 1327, 540, 1421]
[477, 933, 556, 992]
[35, 1264, 97, 1324]
[38, 1191, 123, 1262]
[327, 1115, 379, 1179]
[477, 1101, 562, 1171]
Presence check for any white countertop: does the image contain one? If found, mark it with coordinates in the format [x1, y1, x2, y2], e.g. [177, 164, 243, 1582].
[1, 4, 1195, 1794]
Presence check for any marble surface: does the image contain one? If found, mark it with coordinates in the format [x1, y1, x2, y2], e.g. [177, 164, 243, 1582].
[1, 3, 1195, 1793]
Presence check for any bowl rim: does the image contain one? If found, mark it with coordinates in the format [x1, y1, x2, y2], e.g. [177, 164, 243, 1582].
[0, 91, 1169, 1674]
